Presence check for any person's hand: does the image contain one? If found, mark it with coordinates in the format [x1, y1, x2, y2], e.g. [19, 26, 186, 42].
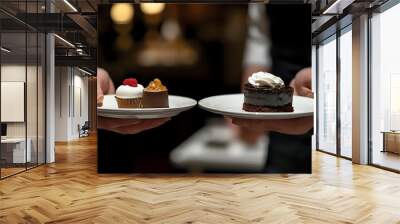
[225, 117, 265, 145]
[231, 116, 313, 135]
[97, 68, 115, 107]
[238, 128, 265, 144]
[98, 117, 170, 135]
[290, 67, 313, 98]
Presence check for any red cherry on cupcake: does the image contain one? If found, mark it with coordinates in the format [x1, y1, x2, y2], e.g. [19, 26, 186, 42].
[123, 78, 138, 87]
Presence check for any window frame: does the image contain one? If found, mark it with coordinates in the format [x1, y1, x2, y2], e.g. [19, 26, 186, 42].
[315, 21, 353, 160]
[367, 0, 400, 173]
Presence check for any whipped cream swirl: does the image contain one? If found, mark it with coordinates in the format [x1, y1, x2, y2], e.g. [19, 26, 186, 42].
[116, 84, 144, 99]
[248, 72, 284, 88]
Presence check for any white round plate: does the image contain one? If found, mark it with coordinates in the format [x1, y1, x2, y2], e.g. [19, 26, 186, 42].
[199, 94, 313, 119]
[98, 95, 197, 119]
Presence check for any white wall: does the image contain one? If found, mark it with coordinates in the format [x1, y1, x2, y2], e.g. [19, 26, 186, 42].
[55, 67, 89, 141]
[72, 73, 89, 138]
[55, 67, 70, 141]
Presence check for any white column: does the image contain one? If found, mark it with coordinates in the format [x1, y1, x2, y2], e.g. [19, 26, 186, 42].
[45, 1, 56, 163]
[352, 14, 369, 164]
[46, 33, 55, 163]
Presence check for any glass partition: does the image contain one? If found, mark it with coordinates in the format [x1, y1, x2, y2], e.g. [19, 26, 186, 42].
[0, 31, 28, 177]
[0, 1, 46, 179]
[27, 30, 37, 169]
[317, 36, 337, 155]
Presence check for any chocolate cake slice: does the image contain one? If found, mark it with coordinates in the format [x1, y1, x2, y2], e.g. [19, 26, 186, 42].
[243, 83, 294, 112]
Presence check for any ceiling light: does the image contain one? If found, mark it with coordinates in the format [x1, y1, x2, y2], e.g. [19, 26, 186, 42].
[77, 67, 92, 76]
[54, 34, 75, 48]
[323, 0, 354, 15]
[1, 47, 11, 53]
[63, 0, 78, 12]
[140, 3, 165, 15]
[110, 3, 134, 24]
[76, 49, 84, 55]
[75, 42, 84, 48]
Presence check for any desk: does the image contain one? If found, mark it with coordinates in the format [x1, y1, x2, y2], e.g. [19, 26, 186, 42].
[1, 138, 31, 164]
[381, 131, 400, 154]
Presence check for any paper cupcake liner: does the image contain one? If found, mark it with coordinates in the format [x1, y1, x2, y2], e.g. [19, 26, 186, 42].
[115, 96, 143, 108]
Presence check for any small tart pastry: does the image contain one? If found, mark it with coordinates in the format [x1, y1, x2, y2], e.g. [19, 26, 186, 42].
[142, 78, 169, 108]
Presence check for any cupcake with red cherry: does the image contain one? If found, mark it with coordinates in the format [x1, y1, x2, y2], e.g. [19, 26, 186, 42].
[115, 78, 144, 108]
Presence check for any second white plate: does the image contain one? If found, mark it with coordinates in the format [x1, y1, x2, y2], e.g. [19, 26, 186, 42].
[98, 95, 197, 119]
[199, 94, 313, 119]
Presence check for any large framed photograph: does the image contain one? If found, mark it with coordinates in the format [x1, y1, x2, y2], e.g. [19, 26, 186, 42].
[97, 3, 312, 173]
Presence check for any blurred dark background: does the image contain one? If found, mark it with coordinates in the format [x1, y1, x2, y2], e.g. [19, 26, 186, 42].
[98, 4, 248, 173]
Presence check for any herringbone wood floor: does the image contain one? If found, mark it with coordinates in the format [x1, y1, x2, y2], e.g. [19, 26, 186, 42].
[1, 135, 400, 224]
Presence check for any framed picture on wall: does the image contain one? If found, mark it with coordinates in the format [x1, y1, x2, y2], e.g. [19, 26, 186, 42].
[1, 81, 25, 122]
